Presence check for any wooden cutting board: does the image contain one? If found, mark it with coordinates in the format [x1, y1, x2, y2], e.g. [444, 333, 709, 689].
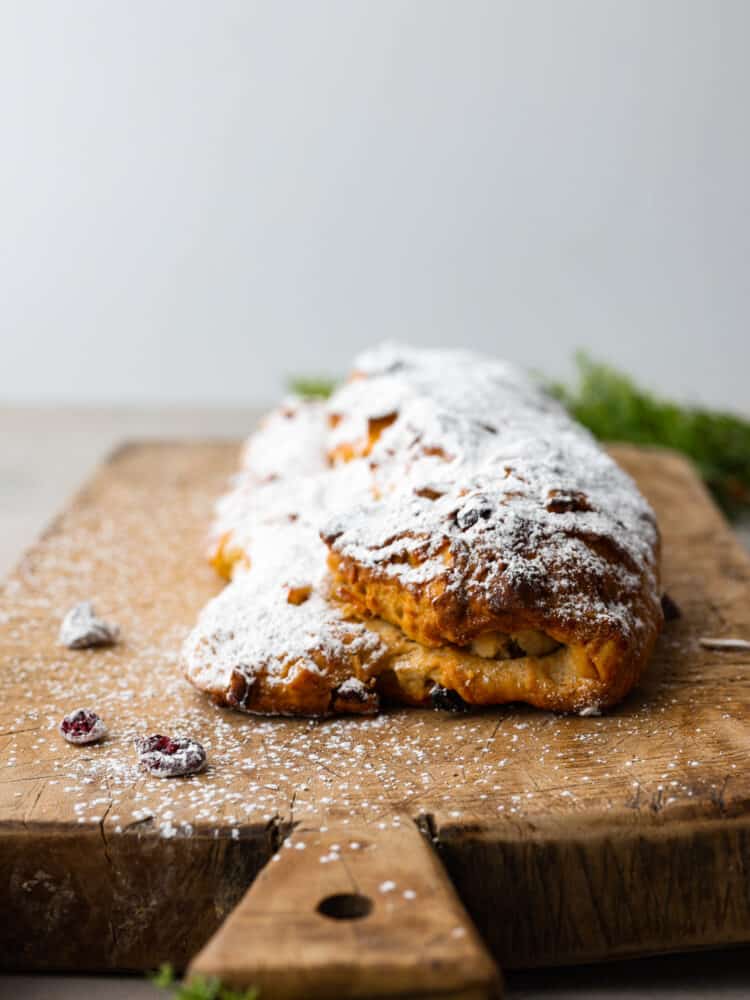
[1, 442, 749, 996]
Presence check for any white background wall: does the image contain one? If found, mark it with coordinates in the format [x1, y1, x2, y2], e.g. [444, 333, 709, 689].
[1, 0, 748, 411]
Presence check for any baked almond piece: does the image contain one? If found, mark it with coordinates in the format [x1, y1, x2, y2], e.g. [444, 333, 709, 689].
[184, 345, 663, 716]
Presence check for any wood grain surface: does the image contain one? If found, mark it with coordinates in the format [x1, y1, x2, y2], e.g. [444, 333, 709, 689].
[1, 442, 749, 977]
[190, 819, 501, 999]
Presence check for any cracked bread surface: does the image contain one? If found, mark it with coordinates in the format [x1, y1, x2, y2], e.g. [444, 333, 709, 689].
[184, 344, 662, 716]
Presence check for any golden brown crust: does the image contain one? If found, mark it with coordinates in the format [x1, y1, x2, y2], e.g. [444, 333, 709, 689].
[188, 603, 657, 717]
[369, 620, 647, 713]
[183, 582, 389, 718]
[186, 345, 663, 718]
[328, 532, 663, 711]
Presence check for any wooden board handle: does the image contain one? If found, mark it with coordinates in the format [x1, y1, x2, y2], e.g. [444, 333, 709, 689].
[189, 819, 502, 999]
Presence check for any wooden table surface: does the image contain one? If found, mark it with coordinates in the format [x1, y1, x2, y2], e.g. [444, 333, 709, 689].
[2, 405, 750, 1000]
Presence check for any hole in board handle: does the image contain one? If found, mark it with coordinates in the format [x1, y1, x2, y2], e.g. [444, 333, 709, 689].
[317, 892, 373, 921]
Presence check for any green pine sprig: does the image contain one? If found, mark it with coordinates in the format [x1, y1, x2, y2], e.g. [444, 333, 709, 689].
[149, 963, 259, 1000]
[287, 376, 337, 399]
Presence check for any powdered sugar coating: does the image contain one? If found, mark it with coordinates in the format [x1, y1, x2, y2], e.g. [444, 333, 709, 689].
[59, 708, 108, 745]
[183, 529, 387, 699]
[187, 398, 387, 699]
[186, 344, 660, 702]
[59, 601, 120, 649]
[324, 344, 660, 643]
[336, 677, 371, 698]
[207, 399, 331, 563]
[213, 459, 372, 581]
[239, 397, 329, 481]
[136, 734, 207, 778]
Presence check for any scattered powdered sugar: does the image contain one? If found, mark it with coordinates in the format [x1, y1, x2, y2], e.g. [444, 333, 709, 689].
[4, 343, 730, 873]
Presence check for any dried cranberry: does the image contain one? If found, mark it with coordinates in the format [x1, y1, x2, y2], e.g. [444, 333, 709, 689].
[429, 685, 469, 713]
[136, 734, 207, 778]
[60, 708, 107, 745]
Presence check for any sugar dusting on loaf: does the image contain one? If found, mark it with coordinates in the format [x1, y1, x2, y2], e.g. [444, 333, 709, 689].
[325, 344, 660, 636]
[184, 343, 661, 697]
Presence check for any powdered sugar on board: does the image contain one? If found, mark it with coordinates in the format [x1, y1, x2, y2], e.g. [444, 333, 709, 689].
[0, 441, 747, 850]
